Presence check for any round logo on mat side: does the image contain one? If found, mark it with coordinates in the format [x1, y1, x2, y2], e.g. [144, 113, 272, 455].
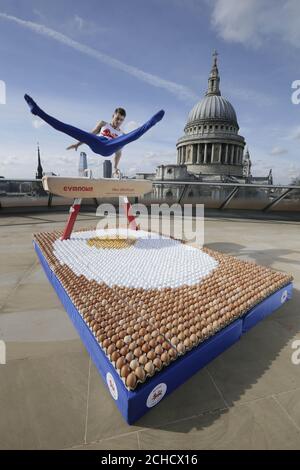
[146, 383, 167, 408]
[281, 289, 288, 304]
[106, 372, 118, 400]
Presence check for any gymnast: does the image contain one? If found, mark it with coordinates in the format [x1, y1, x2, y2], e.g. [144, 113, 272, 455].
[24, 94, 164, 177]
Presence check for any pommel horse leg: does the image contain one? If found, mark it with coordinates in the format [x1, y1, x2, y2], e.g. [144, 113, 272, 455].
[61, 198, 82, 240]
[121, 196, 139, 231]
[61, 196, 139, 240]
[61, 151, 85, 240]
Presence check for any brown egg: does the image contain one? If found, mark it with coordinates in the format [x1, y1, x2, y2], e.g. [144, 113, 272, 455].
[107, 344, 116, 355]
[121, 364, 131, 379]
[132, 332, 139, 341]
[116, 357, 126, 370]
[153, 357, 162, 369]
[142, 343, 150, 354]
[157, 335, 164, 344]
[139, 327, 147, 336]
[155, 344, 163, 355]
[97, 333, 106, 343]
[129, 341, 137, 351]
[111, 351, 120, 362]
[190, 333, 198, 345]
[148, 338, 156, 349]
[178, 332, 185, 341]
[168, 348, 177, 360]
[120, 346, 129, 356]
[126, 372, 137, 390]
[116, 339, 125, 349]
[171, 336, 179, 346]
[135, 366, 146, 382]
[139, 354, 147, 365]
[147, 350, 156, 360]
[161, 351, 169, 363]
[126, 352, 134, 362]
[145, 361, 155, 375]
[133, 347, 142, 358]
[102, 338, 111, 349]
[111, 334, 119, 343]
[177, 343, 185, 354]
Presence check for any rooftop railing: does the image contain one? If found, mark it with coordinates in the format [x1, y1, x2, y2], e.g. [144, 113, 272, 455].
[0, 178, 299, 214]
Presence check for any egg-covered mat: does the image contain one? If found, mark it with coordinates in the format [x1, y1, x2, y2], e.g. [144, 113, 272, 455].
[33, 227, 293, 391]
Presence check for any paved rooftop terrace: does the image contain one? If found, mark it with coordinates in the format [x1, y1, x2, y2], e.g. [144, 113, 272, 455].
[0, 212, 299, 450]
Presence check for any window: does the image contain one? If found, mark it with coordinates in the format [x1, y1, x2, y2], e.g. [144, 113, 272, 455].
[167, 168, 173, 174]
[204, 125, 207, 130]
[166, 190, 173, 198]
[215, 125, 218, 130]
[221, 125, 224, 129]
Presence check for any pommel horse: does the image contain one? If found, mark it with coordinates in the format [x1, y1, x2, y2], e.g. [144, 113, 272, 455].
[42, 153, 152, 240]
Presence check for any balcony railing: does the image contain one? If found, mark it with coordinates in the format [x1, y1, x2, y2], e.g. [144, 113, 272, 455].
[0, 178, 299, 214]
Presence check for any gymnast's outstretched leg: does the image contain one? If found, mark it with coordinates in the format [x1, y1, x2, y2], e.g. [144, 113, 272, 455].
[24, 94, 104, 153]
[104, 109, 165, 154]
[24, 94, 165, 157]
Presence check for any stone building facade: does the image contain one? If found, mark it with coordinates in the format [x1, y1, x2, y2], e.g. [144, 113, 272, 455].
[136, 52, 272, 201]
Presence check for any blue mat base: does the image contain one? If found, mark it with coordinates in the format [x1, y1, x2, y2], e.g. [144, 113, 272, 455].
[33, 241, 293, 424]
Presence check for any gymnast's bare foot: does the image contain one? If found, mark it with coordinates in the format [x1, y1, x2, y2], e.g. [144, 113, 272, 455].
[24, 94, 39, 115]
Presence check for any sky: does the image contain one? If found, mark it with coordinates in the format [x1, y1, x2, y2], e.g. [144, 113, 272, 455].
[0, 0, 299, 184]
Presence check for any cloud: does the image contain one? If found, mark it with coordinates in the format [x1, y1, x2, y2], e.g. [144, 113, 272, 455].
[32, 118, 46, 129]
[269, 146, 288, 156]
[124, 120, 139, 132]
[64, 15, 110, 36]
[1, 155, 18, 166]
[143, 149, 176, 166]
[0, 13, 197, 102]
[33, 9, 46, 22]
[289, 125, 300, 140]
[210, 0, 300, 49]
[224, 84, 275, 107]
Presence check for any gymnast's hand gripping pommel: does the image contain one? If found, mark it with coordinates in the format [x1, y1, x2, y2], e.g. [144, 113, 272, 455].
[24, 94, 165, 157]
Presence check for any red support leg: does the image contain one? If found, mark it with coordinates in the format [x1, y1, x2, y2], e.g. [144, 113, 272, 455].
[61, 198, 82, 240]
[121, 196, 139, 230]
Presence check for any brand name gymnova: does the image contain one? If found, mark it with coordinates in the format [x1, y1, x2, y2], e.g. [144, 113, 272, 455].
[63, 185, 93, 192]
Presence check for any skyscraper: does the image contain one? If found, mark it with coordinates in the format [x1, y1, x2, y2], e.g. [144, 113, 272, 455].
[103, 159, 112, 178]
[78, 152, 88, 176]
